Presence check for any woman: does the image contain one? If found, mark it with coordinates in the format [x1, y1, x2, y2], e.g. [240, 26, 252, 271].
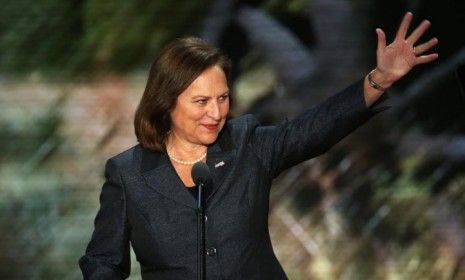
[79, 12, 438, 279]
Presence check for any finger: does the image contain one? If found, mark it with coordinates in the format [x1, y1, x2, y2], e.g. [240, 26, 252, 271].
[407, 19, 431, 44]
[414, 37, 438, 55]
[396, 12, 413, 40]
[376, 28, 386, 52]
[415, 53, 439, 64]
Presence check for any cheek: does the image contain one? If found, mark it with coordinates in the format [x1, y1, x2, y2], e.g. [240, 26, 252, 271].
[221, 102, 230, 116]
[171, 108, 202, 129]
[192, 110, 207, 121]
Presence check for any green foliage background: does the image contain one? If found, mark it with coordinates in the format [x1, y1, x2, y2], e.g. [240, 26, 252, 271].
[0, 0, 210, 77]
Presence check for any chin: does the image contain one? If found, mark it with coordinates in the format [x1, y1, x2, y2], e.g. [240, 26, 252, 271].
[200, 134, 219, 145]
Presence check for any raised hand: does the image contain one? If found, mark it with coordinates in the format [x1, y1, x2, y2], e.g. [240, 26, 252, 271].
[374, 12, 439, 86]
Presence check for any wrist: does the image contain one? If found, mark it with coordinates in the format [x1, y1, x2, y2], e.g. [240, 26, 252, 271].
[367, 68, 394, 91]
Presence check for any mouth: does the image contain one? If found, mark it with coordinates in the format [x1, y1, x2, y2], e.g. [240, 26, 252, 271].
[202, 124, 219, 131]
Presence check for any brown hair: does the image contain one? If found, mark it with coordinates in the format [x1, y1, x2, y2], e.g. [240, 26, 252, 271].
[134, 37, 231, 152]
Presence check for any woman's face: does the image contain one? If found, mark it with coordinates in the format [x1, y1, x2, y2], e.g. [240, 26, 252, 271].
[170, 65, 230, 146]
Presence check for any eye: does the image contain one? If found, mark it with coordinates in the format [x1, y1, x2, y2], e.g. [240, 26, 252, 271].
[218, 94, 229, 103]
[195, 99, 208, 105]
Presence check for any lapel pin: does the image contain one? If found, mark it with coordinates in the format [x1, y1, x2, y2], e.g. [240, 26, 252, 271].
[215, 161, 225, 168]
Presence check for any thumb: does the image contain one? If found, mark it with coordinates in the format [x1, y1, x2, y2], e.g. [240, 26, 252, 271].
[376, 28, 386, 53]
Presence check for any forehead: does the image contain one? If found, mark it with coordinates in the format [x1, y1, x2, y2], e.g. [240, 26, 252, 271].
[180, 65, 228, 98]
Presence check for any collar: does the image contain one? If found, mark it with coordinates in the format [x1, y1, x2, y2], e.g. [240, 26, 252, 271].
[140, 127, 236, 209]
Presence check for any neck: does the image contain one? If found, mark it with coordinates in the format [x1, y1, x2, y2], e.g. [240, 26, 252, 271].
[166, 133, 207, 163]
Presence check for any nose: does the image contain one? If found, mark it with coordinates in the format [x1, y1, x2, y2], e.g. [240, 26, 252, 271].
[206, 101, 221, 121]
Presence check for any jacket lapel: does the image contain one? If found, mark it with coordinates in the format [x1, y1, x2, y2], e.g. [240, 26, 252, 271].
[139, 127, 237, 208]
[140, 148, 197, 209]
[205, 128, 237, 202]
[206, 150, 235, 201]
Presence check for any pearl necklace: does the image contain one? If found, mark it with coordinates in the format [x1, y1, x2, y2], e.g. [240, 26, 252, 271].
[166, 148, 207, 165]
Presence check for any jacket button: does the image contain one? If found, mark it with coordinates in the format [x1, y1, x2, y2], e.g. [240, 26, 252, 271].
[203, 215, 208, 222]
[206, 247, 216, 256]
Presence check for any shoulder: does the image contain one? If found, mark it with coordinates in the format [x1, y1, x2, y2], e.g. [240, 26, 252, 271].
[225, 114, 261, 141]
[106, 144, 141, 170]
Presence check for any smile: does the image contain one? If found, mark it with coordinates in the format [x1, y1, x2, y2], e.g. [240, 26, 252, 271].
[202, 124, 219, 131]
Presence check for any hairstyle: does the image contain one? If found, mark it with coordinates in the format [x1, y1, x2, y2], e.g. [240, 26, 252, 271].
[134, 37, 232, 152]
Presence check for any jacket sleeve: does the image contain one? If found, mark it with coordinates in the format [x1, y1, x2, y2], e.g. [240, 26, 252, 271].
[79, 159, 131, 279]
[248, 78, 390, 178]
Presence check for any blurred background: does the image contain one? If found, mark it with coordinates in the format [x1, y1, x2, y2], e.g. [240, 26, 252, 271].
[1, 0, 464, 279]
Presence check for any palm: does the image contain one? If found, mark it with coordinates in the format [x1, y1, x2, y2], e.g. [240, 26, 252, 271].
[379, 41, 416, 78]
[375, 12, 438, 82]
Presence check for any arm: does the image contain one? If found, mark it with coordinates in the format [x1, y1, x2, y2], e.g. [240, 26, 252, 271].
[249, 79, 385, 178]
[79, 159, 131, 280]
[248, 12, 438, 178]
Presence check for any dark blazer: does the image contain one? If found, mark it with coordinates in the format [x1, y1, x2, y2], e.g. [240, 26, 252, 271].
[79, 79, 388, 279]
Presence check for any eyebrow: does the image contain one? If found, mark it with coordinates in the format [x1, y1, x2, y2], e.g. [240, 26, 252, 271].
[192, 91, 229, 99]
